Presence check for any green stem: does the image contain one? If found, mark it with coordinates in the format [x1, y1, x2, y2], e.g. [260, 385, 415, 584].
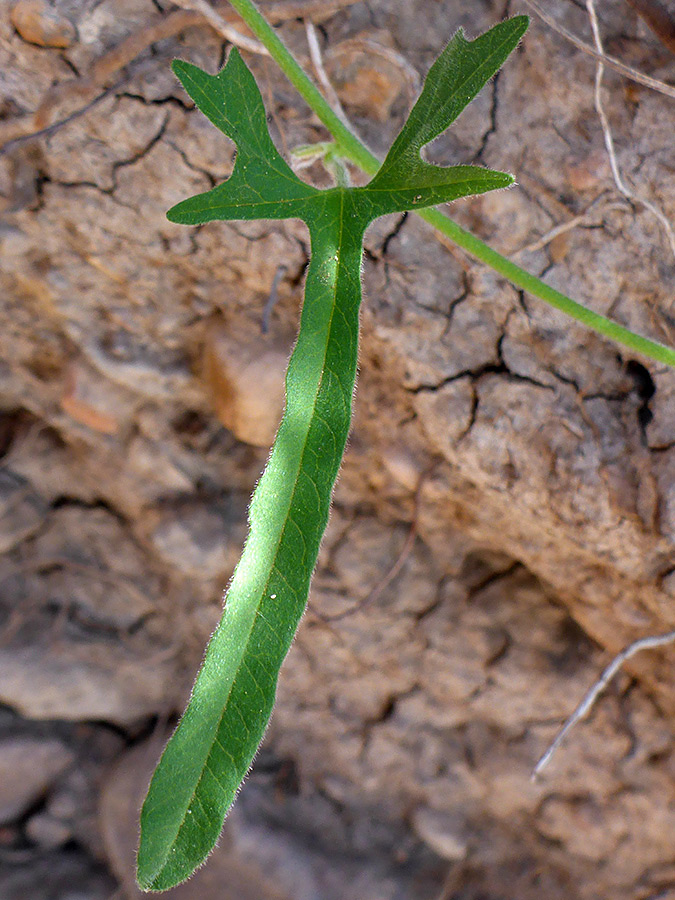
[418, 208, 675, 365]
[227, 0, 675, 368]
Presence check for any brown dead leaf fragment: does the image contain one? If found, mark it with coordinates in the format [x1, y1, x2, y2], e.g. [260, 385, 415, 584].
[626, 0, 675, 53]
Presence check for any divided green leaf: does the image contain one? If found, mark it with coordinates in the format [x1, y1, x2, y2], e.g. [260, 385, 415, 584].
[137, 14, 528, 892]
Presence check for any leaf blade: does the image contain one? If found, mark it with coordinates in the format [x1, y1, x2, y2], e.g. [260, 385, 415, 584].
[370, 15, 528, 190]
[168, 53, 318, 224]
[137, 192, 367, 891]
[358, 165, 514, 217]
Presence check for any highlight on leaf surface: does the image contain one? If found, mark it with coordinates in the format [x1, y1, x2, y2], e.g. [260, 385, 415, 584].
[136, 14, 528, 893]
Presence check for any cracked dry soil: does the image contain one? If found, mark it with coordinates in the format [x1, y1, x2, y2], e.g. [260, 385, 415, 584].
[1, 0, 675, 897]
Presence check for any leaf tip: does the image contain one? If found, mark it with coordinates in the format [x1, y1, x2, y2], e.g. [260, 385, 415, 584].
[165, 202, 186, 224]
[135, 836, 177, 893]
[170, 57, 201, 85]
[135, 828, 159, 893]
[510, 13, 530, 38]
[136, 836, 210, 894]
[170, 57, 186, 76]
[135, 855, 159, 893]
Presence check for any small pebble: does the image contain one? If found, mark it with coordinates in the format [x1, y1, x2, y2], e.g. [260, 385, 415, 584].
[26, 812, 73, 849]
[11, 0, 77, 49]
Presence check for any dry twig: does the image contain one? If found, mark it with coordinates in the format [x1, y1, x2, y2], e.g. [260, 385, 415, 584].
[304, 19, 350, 125]
[512, 197, 628, 256]
[534, 628, 675, 777]
[585, 0, 675, 260]
[520, 0, 675, 100]
[169, 0, 269, 54]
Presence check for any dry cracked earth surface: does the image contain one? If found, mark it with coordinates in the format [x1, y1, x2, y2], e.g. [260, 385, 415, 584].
[1, 0, 675, 897]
